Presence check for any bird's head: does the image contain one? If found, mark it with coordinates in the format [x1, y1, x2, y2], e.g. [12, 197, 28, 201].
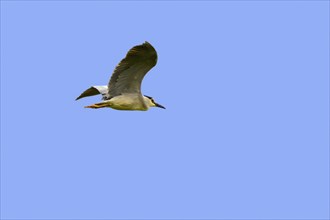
[144, 95, 165, 109]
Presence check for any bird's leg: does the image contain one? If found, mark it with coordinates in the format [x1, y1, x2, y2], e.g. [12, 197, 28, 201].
[84, 102, 110, 109]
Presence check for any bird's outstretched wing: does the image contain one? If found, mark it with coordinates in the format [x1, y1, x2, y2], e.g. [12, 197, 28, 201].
[107, 41, 157, 99]
[75, 86, 108, 100]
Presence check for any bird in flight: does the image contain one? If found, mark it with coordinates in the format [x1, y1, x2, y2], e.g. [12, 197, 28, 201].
[76, 41, 165, 111]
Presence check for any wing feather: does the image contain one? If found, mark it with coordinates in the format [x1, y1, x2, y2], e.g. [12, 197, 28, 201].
[107, 41, 157, 98]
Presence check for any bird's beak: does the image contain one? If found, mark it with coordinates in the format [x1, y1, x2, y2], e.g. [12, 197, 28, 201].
[155, 102, 166, 109]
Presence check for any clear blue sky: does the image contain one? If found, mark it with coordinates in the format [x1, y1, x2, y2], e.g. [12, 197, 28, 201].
[1, 1, 329, 219]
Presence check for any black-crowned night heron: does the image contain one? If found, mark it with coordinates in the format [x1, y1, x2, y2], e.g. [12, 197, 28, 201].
[76, 41, 165, 111]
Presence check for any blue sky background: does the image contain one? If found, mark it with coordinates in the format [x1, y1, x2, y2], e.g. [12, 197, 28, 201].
[1, 1, 329, 219]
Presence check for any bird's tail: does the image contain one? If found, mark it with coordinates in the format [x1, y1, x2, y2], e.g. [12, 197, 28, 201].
[84, 102, 110, 109]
